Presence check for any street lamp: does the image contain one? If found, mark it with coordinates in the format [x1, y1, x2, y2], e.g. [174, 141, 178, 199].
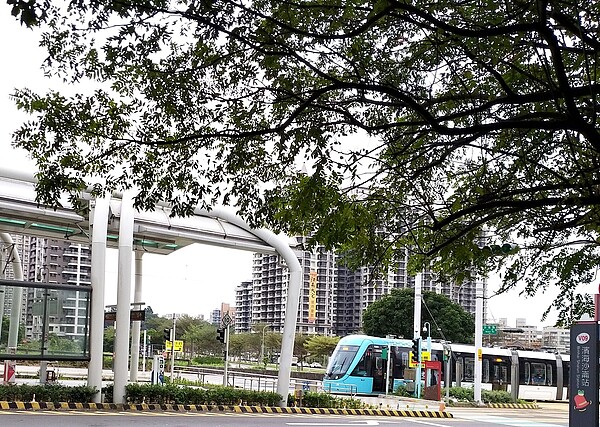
[423, 322, 432, 387]
[260, 324, 272, 366]
[422, 322, 432, 353]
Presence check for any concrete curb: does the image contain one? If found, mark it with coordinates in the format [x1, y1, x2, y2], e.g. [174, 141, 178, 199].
[0, 401, 453, 417]
[487, 403, 539, 409]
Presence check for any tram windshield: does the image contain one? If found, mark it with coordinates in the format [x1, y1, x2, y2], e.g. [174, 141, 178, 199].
[325, 345, 359, 380]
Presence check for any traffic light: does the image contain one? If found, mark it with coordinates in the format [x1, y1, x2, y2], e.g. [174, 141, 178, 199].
[217, 328, 225, 343]
[443, 347, 451, 361]
[481, 243, 519, 256]
[163, 328, 171, 342]
[411, 338, 421, 363]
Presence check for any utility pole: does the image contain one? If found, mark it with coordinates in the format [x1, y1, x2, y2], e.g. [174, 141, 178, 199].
[223, 324, 230, 386]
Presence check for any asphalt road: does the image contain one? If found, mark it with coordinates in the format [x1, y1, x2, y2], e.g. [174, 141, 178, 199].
[0, 405, 569, 427]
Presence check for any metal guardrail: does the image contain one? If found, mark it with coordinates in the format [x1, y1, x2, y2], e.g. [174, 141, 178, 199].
[173, 366, 322, 394]
[322, 382, 358, 397]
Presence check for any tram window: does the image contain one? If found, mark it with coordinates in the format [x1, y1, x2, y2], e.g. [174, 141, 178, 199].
[463, 358, 474, 382]
[350, 346, 372, 377]
[391, 348, 405, 378]
[522, 362, 531, 385]
[494, 365, 508, 383]
[531, 363, 546, 385]
[482, 359, 490, 383]
[546, 363, 553, 386]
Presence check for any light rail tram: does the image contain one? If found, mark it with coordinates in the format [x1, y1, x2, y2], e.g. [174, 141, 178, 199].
[322, 334, 569, 401]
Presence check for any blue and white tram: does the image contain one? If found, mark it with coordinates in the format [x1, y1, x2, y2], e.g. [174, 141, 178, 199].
[323, 335, 416, 394]
[323, 334, 569, 401]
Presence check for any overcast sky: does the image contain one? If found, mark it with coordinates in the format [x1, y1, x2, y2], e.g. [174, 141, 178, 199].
[0, 5, 580, 327]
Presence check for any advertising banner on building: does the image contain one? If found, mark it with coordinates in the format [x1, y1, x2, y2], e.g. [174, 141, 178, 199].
[569, 321, 599, 427]
[308, 271, 317, 323]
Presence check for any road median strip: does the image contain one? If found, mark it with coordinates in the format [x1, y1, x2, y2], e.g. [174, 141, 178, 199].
[0, 401, 452, 417]
[487, 402, 539, 409]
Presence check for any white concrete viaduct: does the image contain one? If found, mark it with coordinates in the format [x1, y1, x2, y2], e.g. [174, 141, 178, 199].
[0, 167, 301, 407]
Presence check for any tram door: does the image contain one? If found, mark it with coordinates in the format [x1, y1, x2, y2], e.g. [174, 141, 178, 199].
[370, 346, 386, 393]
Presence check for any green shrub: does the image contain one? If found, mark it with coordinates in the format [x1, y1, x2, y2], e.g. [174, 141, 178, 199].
[102, 385, 113, 402]
[449, 386, 474, 401]
[122, 383, 280, 406]
[0, 384, 97, 402]
[288, 391, 368, 409]
[482, 389, 513, 403]
[191, 356, 223, 366]
[393, 384, 412, 397]
[449, 386, 517, 404]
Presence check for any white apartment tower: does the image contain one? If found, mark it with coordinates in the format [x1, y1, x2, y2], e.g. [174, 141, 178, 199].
[242, 235, 486, 336]
[23, 238, 92, 340]
[234, 281, 252, 333]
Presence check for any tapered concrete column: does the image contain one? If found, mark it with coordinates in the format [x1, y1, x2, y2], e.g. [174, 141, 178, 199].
[87, 197, 110, 402]
[193, 207, 301, 407]
[130, 251, 143, 382]
[113, 192, 135, 403]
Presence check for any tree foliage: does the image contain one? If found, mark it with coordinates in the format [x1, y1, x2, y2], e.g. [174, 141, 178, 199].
[304, 335, 340, 360]
[7, 0, 600, 323]
[362, 289, 475, 344]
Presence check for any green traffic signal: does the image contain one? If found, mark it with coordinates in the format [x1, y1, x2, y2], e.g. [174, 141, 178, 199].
[480, 243, 519, 256]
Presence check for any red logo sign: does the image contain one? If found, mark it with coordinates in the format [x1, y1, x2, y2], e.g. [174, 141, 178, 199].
[576, 333, 591, 344]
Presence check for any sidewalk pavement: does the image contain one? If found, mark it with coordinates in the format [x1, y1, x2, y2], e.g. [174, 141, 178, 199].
[355, 394, 448, 412]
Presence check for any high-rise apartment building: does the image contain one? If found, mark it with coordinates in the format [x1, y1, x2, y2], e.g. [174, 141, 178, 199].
[1, 234, 32, 322]
[210, 309, 221, 326]
[25, 238, 92, 341]
[234, 281, 252, 333]
[542, 326, 569, 353]
[239, 235, 487, 336]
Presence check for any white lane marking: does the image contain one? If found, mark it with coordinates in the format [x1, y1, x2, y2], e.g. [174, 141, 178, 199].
[459, 414, 565, 427]
[403, 418, 455, 427]
[287, 421, 381, 426]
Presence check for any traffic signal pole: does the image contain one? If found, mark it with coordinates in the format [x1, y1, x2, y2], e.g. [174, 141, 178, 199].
[170, 314, 176, 381]
[223, 324, 230, 386]
[413, 273, 422, 398]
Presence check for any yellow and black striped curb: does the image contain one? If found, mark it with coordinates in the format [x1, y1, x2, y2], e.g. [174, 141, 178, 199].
[487, 403, 539, 409]
[0, 401, 452, 417]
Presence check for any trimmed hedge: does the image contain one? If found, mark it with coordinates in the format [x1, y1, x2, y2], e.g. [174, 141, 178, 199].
[0, 383, 366, 409]
[103, 383, 281, 406]
[0, 384, 97, 402]
[449, 386, 520, 404]
[288, 391, 370, 409]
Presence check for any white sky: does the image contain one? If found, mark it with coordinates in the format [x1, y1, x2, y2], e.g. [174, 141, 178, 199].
[0, 5, 585, 328]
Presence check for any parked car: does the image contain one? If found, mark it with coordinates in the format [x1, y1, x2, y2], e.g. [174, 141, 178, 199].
[310, 362, 322, 368]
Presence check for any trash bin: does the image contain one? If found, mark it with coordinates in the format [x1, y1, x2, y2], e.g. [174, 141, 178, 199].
[46, 370, 57, 383]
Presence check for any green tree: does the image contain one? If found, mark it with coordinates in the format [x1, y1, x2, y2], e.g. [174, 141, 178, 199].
[304, 335, 340, 361]
[362, 289, 475, 344]
[1, 316, 24, 344]
[228, 332, 251, 361]
[103, 326, 115, 354]
[293, 334, 310, 368]
[145, 315, 173, 347]
[194, 324, 223, 356]
[8, 1, 600, 323]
